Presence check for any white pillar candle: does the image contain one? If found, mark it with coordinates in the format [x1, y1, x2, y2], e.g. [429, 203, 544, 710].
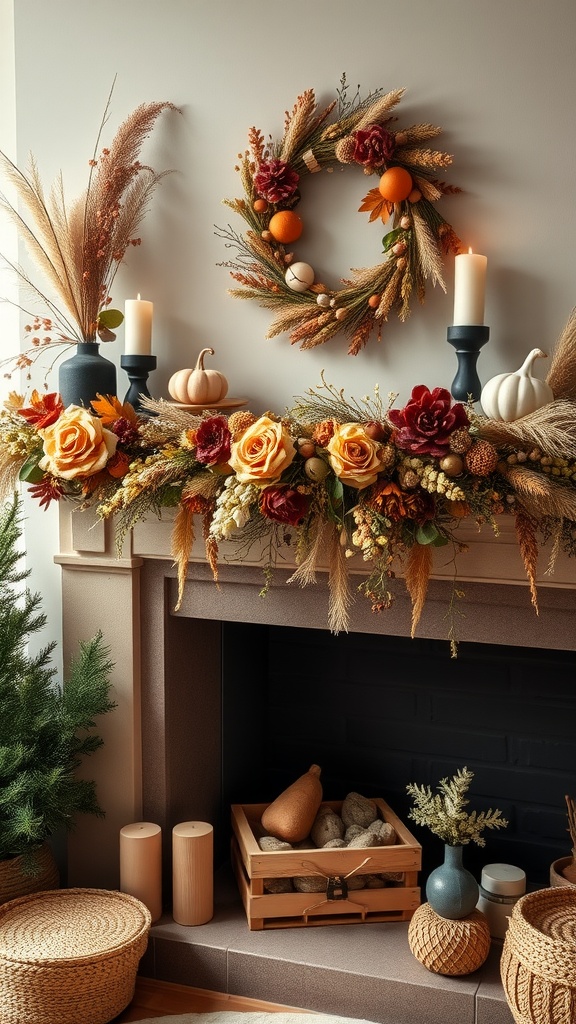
[172, 821, 213, 926]
[120, 821, 162, 922]
[124, 294, 153, 355]
[453, 250, 487, 326]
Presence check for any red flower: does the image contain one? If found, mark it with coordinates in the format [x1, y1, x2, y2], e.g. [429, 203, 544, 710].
[259, 486, 310, 526]
[195, 416, 232, 466]
[18, 391, 63, 429]
[254, 159, 299, 204]
[28, 476, 65, 510]
[388, 386, 469, 457]
[353, 125, 396, 168]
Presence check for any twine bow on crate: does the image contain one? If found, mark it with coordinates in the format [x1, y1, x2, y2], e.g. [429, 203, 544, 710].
[299, 857, 373, 921]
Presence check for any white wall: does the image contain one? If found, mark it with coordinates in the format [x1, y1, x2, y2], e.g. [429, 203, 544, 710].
[5, 0, 576, 653]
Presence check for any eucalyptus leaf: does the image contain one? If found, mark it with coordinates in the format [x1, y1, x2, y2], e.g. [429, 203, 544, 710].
[415, 522, 440, 546]
[18, 456, 45, 484]
[382, 228, 403, 252]
[98, 308, 124, 329]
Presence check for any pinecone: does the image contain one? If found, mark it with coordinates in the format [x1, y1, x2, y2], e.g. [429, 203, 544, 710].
[379, 443, 396, 471]
[449, 427, 473, 454]
[465, 440, 499, 477]
[227, 410, 257, 440]
[312, 419, 336, 446]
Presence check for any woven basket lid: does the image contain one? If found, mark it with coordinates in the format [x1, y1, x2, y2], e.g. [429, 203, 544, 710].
[0, 888, 151, 965]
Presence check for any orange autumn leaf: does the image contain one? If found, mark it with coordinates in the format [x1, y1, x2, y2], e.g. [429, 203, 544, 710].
[107, 451, 131, 479]
[91, 393, 138, 426]
[358, 188, 393, 224]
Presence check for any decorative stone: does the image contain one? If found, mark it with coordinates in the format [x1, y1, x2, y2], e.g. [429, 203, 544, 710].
[408, 902, 491, 975]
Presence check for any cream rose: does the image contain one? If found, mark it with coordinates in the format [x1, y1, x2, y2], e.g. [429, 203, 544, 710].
[326, 422, 384, 489]
[39, 405, 118, 480]
[228, 415, 296, 485]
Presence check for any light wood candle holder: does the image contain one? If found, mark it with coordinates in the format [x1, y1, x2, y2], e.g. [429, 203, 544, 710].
[172, 821, 214, 926]
[119, 821, 162, 922]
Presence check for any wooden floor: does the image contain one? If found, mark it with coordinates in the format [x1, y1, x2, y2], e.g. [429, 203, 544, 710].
[115, 977, 307, 1021]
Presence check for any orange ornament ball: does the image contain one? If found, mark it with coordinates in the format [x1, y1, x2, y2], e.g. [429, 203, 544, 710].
[253, 198, 268, 213]
[268, 209, 303, 244]
[368, 294, 381, 309]
[378, 166, 414, 203]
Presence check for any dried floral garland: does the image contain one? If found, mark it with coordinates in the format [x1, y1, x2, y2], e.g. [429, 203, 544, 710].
[2, 311, 576, 656]
[217, 75, 462, 355]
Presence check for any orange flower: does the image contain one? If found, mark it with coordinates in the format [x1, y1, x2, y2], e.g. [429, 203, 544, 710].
[38, 405, 117, 480]
[106, 451, 131, 478]
[327, 422, 385, 489]
[358, 187, 393, 224]
[229, 414, 296, 485]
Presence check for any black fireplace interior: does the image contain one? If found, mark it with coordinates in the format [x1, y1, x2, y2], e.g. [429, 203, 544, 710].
[221, 623, 576, 885]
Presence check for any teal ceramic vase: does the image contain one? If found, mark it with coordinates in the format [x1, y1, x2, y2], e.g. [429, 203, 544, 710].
[58, 342, 117, 407]
[426, 844, 479, 920]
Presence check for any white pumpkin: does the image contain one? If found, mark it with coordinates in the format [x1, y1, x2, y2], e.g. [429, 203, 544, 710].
[168, 348, 229, 405]
[480, 348, 554, 422]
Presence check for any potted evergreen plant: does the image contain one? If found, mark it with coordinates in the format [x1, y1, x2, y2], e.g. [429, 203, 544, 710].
[407, 767, 508, 919]
[0, 496, 115, 903]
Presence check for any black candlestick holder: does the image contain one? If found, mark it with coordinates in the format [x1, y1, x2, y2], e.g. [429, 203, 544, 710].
[120, 354, 157, 415]
[447, 325, 490, 402]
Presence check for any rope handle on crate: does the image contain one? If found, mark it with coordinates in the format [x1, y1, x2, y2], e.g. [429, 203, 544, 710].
[300, 856, 372, 921]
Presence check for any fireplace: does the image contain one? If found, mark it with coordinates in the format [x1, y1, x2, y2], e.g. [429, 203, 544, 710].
[56, 508, 576, 888]
[56, 508, 576, 1024]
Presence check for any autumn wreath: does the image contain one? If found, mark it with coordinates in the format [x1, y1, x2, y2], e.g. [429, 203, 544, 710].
[217, 75, 463, 355]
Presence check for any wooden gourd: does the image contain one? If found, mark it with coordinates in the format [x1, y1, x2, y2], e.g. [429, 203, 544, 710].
[168, 347, 229, 405]
[480, 348, 554, 421]
[261, 764, 323, 843]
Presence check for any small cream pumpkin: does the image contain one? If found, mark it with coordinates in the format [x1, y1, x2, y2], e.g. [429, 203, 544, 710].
[168, 348, 229, 405]
[480, 348, 554, 422]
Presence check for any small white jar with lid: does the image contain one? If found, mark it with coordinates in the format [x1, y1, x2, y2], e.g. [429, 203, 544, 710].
[476, 863, 526, 939]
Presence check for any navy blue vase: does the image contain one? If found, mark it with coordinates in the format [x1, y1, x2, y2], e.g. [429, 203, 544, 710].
[426, 844, 479, 920]
[58, 342, 117, 408]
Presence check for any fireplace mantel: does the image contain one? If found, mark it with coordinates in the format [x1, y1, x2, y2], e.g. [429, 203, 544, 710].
[56, 505, 576, 890]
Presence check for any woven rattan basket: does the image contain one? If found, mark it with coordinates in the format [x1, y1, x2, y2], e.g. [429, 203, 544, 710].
[0, 843, 60, 906]
[408, 902, 491, 975]
[500, 886, 576, 1024]
[0, 887, 151, 1024]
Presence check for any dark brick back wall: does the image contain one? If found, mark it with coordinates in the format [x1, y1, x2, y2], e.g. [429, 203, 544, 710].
[222, 624, 576, 886]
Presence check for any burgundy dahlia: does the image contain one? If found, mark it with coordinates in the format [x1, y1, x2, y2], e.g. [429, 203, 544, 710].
[254, 159, 299, 204]
[259, 486, 310, 527]
[352, 125, 396, 168]
[388, 385, 469, 457]
[195, 416, 232, 466]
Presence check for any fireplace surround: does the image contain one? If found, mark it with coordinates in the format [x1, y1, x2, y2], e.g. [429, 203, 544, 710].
[55, 507, 575, 1024]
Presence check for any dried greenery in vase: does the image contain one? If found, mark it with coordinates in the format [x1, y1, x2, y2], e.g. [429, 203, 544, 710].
[0, 86, 177, 379]
[406, 767, 508, 847]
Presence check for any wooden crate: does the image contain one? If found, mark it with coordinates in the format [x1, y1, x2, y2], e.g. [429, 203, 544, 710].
[231, 798, 421, 930]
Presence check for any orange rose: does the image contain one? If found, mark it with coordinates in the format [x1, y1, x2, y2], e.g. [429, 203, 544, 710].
[326, 422, 384, 489]
[39, 405, 118, 480]
[228, 414, 296, 485]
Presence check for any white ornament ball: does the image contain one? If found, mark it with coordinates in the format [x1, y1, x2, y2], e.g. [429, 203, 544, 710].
[316, 292, 330, 308]
[285, 262, 315, 293]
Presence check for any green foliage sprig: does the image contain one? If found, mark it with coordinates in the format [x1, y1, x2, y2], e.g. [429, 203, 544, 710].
[406, 767, 508, 847]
